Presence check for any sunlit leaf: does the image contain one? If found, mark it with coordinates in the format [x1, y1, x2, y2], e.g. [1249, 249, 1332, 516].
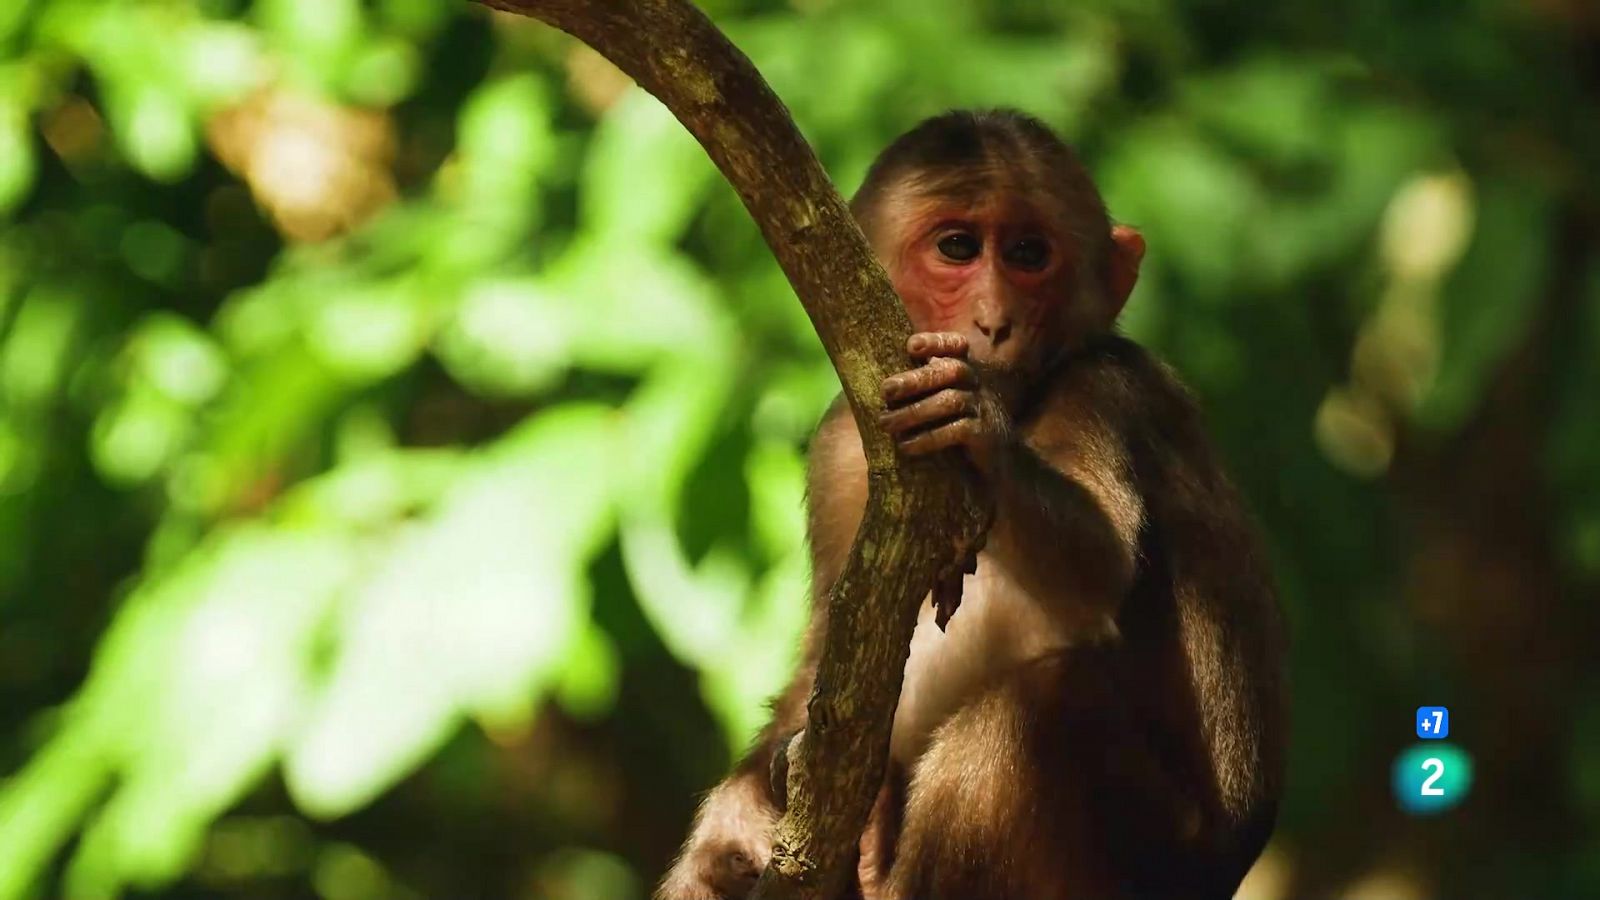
[0, 95, 35, 215]
[579, 90, 716, 245]
[0, 0, 33, 45]
[305, 277, 430, 381]
[344, 36, 419, 107]
[455, 75, 555, 179]
[39, 527, 356, 897]
[734, 15, 901, 133]
[554, 623, 622, 722]
[285, 406, 616, 817]
[131, 313, 229, 406]
[0, 726, 110, 900]
[276, 447, 467, 529]
[435, 276, 573, 396]
[617, 348, 752, 680]
[105, 85, 196, 182]
[377, 0, 451, 39]
[549, 239, 732, 372]
[91, 389, 192, 486]
[180, 22, 269, 108]
[258, 0, 362, 90]
[431, 74, 556, 267]
[696, 439, 809, 747]
[0, 286, 80, 407]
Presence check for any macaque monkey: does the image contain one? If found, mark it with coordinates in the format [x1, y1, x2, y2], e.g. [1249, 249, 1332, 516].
[658, 109, 1288, 900]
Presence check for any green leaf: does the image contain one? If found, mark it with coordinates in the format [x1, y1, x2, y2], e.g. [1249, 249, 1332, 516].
[549, 240, 733, 373]
[305, 277, 430, 381]
[131, 313, 230, 406]
[55, 526, 354, 897]
[105, 85, 197, 182]
[179, 22, 269, 108]
[554, 624, 621, 722]
[0, 285, 81, 407]
[0, 95, 35, 215]
[257, 0, 361, 90]
[1099, 120, 1265, 298]
[1416, 176, 1551, 432]
[91, 388, 192, 486]
[284, 406, 616, 817]
[453, 74, 556, 204]
[579, 90, 716, 245]
[435, 276, 573, 397]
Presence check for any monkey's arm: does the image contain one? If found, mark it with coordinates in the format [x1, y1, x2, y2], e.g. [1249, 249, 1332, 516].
[980, 366, 1146, 624]
[879, 335, 1143, 626]
[805, 398, 869, 602]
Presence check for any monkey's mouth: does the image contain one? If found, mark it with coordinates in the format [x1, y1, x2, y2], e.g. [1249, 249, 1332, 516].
[970, 359, 1032, 409]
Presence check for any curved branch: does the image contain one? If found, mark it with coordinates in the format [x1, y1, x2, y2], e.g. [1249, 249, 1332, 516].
[473, 2, 987, 898]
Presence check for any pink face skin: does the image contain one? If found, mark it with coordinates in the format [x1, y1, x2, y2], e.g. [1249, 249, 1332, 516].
[881, 189, 1083, 371]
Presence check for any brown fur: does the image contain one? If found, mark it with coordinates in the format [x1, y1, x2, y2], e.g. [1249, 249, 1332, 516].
[658, 110, 1286, 900]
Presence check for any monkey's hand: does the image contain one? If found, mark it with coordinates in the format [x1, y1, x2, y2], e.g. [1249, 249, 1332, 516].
[879, 332, 1012, 477]
[656, 779, 775, 900]
[656, 840, 764, 900]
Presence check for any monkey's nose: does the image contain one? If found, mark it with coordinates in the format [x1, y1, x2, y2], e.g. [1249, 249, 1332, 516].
[976, 319, 1012, 347]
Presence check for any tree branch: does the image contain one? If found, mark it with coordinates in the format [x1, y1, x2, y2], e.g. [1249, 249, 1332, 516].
[472, 2, 987, 897]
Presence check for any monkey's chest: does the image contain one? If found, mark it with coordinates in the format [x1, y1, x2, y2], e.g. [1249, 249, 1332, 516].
[888, 558, 1076, 766]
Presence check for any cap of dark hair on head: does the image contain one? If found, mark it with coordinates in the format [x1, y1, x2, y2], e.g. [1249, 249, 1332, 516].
[851, 108, 1110, 259]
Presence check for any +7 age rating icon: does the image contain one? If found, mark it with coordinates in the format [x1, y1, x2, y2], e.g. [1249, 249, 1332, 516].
[1416, 706, 1449, 739]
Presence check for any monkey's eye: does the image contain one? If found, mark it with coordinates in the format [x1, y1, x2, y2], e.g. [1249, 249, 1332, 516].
[936, 232, 981, 262]
[1004, 237, 1051, 270]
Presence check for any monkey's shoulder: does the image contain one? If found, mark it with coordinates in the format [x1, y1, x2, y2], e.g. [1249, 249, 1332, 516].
[1049, 334, 1197, 410]
[1028, 335, 1260, 539]
[1024, 335, 1205, 450]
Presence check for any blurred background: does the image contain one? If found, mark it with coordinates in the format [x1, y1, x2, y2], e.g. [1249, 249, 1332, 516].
[0, 0, 1597, 897]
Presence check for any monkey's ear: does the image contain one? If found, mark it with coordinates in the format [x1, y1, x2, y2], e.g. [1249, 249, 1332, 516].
[1107, 224, 1146, 318]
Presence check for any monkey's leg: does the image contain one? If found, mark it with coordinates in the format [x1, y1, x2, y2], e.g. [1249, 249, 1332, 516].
[888, 648, 1234, 900]
[885, 652, 1119, 900]
[855, 763, 905, 900]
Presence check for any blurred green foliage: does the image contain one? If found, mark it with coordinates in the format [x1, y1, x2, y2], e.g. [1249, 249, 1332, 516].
[0, 0, 1596, 898]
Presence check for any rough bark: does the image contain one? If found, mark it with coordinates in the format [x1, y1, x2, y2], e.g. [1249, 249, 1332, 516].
[472, 2, 988, 899]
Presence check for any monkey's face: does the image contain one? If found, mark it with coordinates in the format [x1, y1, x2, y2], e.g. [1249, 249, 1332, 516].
[876, 185, 1100, 374]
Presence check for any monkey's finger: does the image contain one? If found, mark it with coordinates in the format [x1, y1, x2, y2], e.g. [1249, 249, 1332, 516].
[906, 332, 968, 360]
[896, 417, 980, 458]
[932, 570, 963, 631]
[881, 357, 974, 406]
[878, 388, 975, 436]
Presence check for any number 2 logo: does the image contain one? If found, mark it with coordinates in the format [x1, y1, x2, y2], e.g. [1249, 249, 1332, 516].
[1393, 743, 1469, 813]
[1420, 757, 1445, 796]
